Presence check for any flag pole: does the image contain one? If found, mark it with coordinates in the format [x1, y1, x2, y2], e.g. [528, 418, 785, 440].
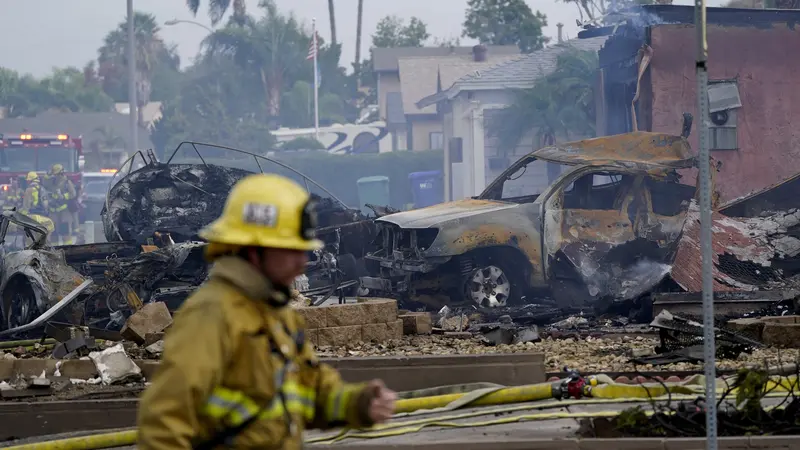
[312, 18, 320, 140]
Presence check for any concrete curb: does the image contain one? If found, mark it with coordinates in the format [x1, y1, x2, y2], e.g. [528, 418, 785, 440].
[307, 436, 800, 449]
[0, 352, 545, 392]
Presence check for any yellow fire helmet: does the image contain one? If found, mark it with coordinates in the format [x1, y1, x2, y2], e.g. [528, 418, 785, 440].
[199, 173, 324, 252]
[49, 163, 64, 175]
[26, 171, 39, 182]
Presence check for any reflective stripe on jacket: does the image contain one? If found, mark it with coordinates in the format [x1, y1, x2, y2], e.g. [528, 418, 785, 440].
[22, 184, 46, 215]
[48, 176, 75, 213]
[136, 256, 374, 450]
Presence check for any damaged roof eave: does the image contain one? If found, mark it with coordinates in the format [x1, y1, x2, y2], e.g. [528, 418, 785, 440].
[416, 82, 538, 109]
[531, 132, 696, 171]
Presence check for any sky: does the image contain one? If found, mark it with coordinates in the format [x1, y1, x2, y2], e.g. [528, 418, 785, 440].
[1, 0, 728, 77]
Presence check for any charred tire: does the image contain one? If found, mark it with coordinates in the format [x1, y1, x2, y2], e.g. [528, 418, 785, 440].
[336, 253, 360, 296]
[4, 276, 38, 331]
[464, 254, 524, 308]
[337, 253, 360, 281]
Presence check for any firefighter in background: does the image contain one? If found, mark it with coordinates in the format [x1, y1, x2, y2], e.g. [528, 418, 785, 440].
[18, 172, 55, 247]
[44, 163, 77, 245]
[137, 174, 396, 450]
[21, 172, 46, 216]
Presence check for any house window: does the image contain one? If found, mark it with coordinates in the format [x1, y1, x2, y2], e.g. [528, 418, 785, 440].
[429, 132, 444, 150]
[708, 81, 741, 150]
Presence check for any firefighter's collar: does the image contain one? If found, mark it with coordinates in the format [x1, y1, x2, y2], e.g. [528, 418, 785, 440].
[210, 256, 290, 306]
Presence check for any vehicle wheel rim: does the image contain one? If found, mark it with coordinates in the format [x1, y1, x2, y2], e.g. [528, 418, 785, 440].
[10, 292, 31, 329]
[468, 265, 511, 308]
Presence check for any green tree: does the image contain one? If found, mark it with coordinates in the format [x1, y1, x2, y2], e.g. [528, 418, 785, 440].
[202, 0, 311, 120]
[186, 0, 247, 26]
[151, 51, 277, 156]
[86, 125, 127, 170]
[97, 12, 175, 126]
[280, 136, 325, 151]
[327, 0, 337, 45]
[0, 67, 113, 118]
[371, 15, 431, 48]
[492, 49, 598, 153]
[0, 68, 20, 106]
[150, 101, 191, 157]
[432, 36, 462, 48]
[462, 0, 549, 53]
[280, 81, 347, 128]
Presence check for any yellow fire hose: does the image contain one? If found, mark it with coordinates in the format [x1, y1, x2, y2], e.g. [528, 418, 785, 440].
[4, 430, 138, 450]
[5, 375, 798, 450]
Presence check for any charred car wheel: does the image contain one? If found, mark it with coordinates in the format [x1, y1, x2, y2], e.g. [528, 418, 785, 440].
[465, 259, 521, 308]
[4, 276, 38, 331]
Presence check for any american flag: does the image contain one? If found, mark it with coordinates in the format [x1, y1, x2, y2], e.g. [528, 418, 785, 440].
[306, 30, 318, 61]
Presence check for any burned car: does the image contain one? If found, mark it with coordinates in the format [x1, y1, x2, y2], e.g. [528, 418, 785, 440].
[0, 211, 89, 331]
[0, 206, 208, 335]
[361, 127, 698, 310]
[102, 142, 378, 301]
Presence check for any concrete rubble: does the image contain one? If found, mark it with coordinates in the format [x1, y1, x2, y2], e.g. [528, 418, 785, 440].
[88, 343, 142, 385]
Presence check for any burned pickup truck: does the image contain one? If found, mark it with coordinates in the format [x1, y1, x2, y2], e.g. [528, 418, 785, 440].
[361, 127, 698, 310]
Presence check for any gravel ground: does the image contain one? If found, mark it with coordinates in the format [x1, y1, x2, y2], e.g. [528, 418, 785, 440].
[4, 334, 799, 375]
[314, 334, 800, 373]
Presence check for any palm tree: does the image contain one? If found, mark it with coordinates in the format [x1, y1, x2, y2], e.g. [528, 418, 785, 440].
[354, 0, 364, 81]
[98, 12, 166, 127]
[492, 49, 598, 155]
[202, 1, 309, 119]
[88, 126, 127, 169]
[328, 0, 337, 45]
[186, 0, 247, 26]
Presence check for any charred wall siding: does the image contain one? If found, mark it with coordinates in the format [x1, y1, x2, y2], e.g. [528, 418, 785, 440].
[598, 28, 646, 136]
[647, 23, 800, 203]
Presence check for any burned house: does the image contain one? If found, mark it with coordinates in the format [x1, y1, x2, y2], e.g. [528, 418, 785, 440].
[587, 5, 800, 204]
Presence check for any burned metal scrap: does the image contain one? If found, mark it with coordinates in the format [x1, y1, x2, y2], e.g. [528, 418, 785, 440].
[80, 242, 208, 321]
[102, 162, 250, 243]
[632, 310, 765, 366]
[101, 142, 382, 302]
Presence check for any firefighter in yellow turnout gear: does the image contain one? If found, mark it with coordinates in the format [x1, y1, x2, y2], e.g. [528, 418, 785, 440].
[137, 174, 396, 450]
[21, 171, 46, 216]
[16, 172, 55, 247]
[44, 163, 77, 245]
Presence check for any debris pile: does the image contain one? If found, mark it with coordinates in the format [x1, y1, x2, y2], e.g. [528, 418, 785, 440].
[102, 163, 248, 243]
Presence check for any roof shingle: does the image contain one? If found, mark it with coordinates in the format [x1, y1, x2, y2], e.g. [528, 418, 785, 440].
[399, 54, 522, 115]
[416, 36, 609, 109]
[372, 45, 520, 72]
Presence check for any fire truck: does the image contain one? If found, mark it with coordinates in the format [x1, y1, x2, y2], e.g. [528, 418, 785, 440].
[0, 132, 83, 188]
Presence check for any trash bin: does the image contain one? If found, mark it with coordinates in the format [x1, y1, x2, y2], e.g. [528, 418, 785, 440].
[356, 176, 390, 216]
[409, 171, 443, 208]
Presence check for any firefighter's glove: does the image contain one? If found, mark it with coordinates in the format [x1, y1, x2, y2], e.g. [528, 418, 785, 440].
[364, 379, 396, 424]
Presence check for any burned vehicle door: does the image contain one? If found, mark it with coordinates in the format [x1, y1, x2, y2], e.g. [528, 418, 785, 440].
[535, 132, 696, 307]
